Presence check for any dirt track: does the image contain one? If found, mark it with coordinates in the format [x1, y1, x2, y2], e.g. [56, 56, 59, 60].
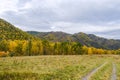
[81, 62, 107, 80]
[111, 63, 116, 80]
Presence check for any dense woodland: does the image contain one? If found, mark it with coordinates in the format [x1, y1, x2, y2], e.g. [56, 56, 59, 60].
[0, 18, 120, 57]
[0, 39, 119, 57]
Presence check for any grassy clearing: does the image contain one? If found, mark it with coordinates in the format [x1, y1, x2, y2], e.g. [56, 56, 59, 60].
[0, 55, 119, 80]
[90, 62, 112, 80]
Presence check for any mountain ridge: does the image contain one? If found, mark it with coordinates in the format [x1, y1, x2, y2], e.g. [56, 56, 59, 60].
[27, 31, 120, 50]
[0, 18, 120, 50]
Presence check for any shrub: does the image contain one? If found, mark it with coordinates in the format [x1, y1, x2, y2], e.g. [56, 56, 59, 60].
[0, 51, 9, 57]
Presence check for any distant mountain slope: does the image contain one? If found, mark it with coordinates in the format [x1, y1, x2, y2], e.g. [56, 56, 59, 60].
[72, 32, 120, 49]
[0, 18, 34, 40]
[27, 31, 73, 42]
[28, 31, 120, 50]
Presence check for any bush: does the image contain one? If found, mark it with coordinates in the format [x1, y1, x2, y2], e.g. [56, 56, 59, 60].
[0, 51, 9, 57]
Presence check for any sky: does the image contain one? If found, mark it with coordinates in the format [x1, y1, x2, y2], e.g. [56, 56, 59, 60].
[0, 0, 120, 39]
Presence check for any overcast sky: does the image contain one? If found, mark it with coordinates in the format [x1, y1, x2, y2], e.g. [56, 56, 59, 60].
[0, 0, 120, 39]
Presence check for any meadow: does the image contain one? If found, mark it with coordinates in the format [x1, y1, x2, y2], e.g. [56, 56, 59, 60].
[0, 55, 119, 80]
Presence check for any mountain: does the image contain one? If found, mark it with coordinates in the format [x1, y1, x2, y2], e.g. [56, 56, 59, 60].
[1, 17, 119, 50]
[0, 18, 34, 40]
[28, 31, 120, 50]
[27, 31, 73, 42]
[72, 32, 120, 49]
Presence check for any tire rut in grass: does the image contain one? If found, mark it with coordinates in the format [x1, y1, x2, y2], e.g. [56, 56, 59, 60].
[81, 62, 107, 80]
[111, 63, 117, 80]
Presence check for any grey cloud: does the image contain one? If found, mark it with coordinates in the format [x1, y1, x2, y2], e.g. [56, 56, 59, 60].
[17, 0, 32, 7]
[2, 10, 52, 30]
[94, 29, 120, 39]
[53, 0, 120, 23]
[1, 0, 120, 39]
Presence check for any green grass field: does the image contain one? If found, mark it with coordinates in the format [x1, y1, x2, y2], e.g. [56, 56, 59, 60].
[0, 55, 119, 80]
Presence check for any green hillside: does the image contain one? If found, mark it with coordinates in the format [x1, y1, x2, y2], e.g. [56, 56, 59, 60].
[0, 18, 118, 56]
[72, 32, 120, 49]
[28, 31, 120, 50]
[0, 18, 33, 40]
[27, 31, 73, 42]
[0, 18, 119, 50]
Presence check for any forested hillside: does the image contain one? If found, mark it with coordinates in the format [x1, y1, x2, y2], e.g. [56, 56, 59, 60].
[28, 31, 120, 50]
[27, 31, 73, 42]
[0, 19, 33, 40]
[0, 18, 120, 57]
[72, 32, 120, 49]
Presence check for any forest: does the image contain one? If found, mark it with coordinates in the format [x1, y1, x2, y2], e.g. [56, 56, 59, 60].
[0, 39, 119, 57]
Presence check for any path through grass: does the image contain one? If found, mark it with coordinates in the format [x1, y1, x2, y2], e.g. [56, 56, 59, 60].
[0, 55, 119, 80]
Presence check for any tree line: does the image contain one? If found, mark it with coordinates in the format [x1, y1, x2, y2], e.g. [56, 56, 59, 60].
[0, 39, 118, 57]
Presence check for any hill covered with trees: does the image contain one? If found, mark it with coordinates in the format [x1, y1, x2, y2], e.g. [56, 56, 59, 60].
[0, 18, 119, 57]
[27, 31, 73, 42]
[28, 31, 120, 50]
[0, 18, 34, 40]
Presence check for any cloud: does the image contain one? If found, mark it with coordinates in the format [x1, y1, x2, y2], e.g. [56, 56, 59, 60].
[0, 0, 120, 39]
[51, 21, 120, 33]
[0, 0, 18, 13]
[94, 29, 120, 39]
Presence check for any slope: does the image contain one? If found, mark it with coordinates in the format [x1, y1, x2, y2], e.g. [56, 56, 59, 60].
[0, 18, 33, 40]
[28, 31, 120, 50]
[27, 31, 73, 42]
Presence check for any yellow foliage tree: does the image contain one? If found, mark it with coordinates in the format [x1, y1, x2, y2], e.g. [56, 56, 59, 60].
[88, 48, 93, 55]
[8, 40, 17, 52]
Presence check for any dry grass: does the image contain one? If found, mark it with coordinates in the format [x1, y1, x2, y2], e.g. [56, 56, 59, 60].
[0, 55, 119, 80]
